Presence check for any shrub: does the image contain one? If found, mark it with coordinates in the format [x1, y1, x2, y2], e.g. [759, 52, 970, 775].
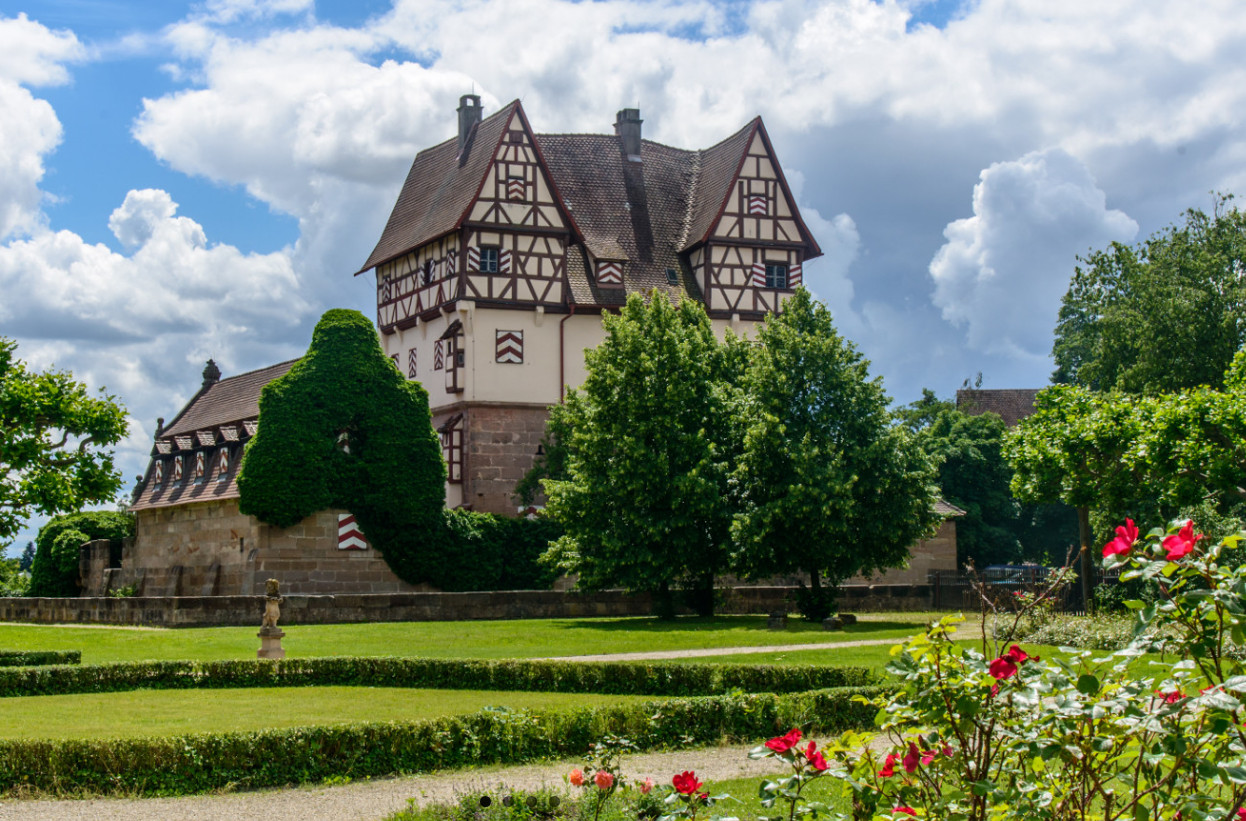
[818, 520, 1246, 818]
[27, 511, 132, 597]
[0, 657, 879, 699]
[0, 685, 887, 797]
[430, 511, 562, 592]
[0, 651, 79, 668]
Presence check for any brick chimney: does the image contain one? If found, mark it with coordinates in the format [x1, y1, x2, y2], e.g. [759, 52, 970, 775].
[614, 108, 643, 162]
[458, 94, 482, 155]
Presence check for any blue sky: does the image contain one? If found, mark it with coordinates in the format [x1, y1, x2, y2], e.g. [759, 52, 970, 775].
[3, 0, 1246, 552]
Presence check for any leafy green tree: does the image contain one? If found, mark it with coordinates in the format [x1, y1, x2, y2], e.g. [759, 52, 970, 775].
[0, 337, 128, 546]
[27, 510, 133, 597]
[18, 542, 34, 573]
[897, 390, 1022, 568]
[238, 309, 446, 585]
[731, 289, 941, 619]
[0, 557, 26, 597]
[1052, 195, 1246, 393]
[542, 291, 736, 617]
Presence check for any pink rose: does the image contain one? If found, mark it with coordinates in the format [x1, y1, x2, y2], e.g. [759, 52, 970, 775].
[569, 768, 584, 787]
[639, 777, 654, 794]
[989, 656, 1017, 680]
[594, 770, 614, 789]
[894, 808, 917, 817]
[902, 743, 921, 774]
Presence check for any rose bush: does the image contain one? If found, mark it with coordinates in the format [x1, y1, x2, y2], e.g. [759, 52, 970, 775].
[808, 518, 1246, 819]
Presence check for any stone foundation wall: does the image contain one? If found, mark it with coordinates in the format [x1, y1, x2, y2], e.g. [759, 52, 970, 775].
[0, 584, 934, 627]
[98, 501, 425, 598]
[461, 404, 551, 514]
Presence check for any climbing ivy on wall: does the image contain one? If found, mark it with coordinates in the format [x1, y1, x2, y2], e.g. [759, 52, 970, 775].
[237, 309, 447, 585]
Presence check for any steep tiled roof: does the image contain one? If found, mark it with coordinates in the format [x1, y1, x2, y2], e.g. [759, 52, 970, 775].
[935, 498, 967, 518]
[357, 102, 817, 308]
[130, 360, 298, 512]
[956, 388, 1042, 428]
[538, 133, 705, 306]
[359, 101, 521, 273]
[162, 360, 298, 436]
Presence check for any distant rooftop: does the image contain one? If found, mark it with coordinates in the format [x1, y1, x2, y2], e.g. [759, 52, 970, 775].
[955, 388, 1041, 427]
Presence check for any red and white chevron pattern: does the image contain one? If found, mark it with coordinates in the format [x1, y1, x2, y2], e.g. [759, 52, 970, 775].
[446, 253, 456, 276]
[193, 452, 205, 481]
[173, 455, 184, 483]
[499, 249, 512, 274]
[597, 261, 623, 286]
[381, 274, 392, 301]
[496, 330, 524, 364]
[217, 449, 229, 480]
[434, 339, 444, 370]
[154, 461, 164, 486]
[789, 263, 802, 287]
[337, 513, 368, 550]
[748, 194, 767, 215]
[507, 177, 525, 200]
[467, 246, 479, 270]
[751, 262, 766, 287]
[407, 347, 417, 378]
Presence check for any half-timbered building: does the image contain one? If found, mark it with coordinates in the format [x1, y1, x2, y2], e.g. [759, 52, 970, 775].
[358, 96, 823, 513]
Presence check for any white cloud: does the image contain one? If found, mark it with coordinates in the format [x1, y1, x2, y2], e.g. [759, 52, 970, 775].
[0, 15, 83, 241]
[929, 148, 1138, 360]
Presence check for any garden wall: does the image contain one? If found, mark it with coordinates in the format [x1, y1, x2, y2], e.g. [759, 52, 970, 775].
[0, 583, 933, 626]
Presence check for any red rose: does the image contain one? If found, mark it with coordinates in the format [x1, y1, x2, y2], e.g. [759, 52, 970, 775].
[894, 808, 917, 817]
[878, 753, 900, 777]
[1156, 689, 1183, 705]
[765, 728, 803, 754]
[989, 656, 1018, 680]
[1103, 519, 1138, 557]
[902, 742, 921, 773]
[808, 749, 828, 771]
[672, 771, 703, 795]
[1163, 520, 1205, 560]
[1005, 645, 1030, 664]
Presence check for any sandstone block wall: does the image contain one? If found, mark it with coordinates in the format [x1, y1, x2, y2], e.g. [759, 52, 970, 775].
[850, 520, 958, 586]
[101, 501, 424, 598]
[0, 584, 934, 627]
[462, 404, 551, 514]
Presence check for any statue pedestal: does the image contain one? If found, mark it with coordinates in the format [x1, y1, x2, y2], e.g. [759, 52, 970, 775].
[257, 626, 286, 660]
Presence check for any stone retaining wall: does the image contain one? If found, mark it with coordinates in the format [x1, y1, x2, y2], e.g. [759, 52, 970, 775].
[0, 584, 933, 627]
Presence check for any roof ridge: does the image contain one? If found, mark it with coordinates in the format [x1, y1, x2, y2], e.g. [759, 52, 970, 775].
[215, 357, 301, 385]
[678, 148, 703, 250]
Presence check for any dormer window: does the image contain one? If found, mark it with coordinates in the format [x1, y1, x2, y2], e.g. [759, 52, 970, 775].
[765, 263, 789, 289]
[193, 451, 206, 484]
[665, 268, 679, 286]
[173, 455, 184, 484]
[153, 460, 165, 487]
[217, 448, 230, 482]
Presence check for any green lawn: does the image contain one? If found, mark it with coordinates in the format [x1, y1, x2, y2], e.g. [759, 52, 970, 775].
[0, 613, 953, 665]
[0, 686, 659, 740]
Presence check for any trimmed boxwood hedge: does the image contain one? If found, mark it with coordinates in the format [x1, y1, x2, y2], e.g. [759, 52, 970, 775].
[0, 685, 890, 797]
[0, 651, 79, 668]
[0, 657, 878, 698]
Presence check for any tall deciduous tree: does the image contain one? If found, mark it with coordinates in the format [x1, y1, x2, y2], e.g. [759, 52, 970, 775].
[0, 337, 127, 546]
[1052, 195, 1246, 393]
[237, 309, 446, 585]
[731, 289, 941, 618]
[897, 390, 1023, 568]
[542, 292, 735, 617]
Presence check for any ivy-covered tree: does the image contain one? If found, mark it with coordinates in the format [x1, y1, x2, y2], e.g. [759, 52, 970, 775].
[542, 291, 736, 617]
[731, 289, 941, 620]
[0, 337, 128, 546]
[1052, 195, 1246, 393]
[237, 309, 446, 585]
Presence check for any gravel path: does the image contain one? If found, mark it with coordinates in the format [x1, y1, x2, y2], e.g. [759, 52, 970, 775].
[0, 743, 782, 821]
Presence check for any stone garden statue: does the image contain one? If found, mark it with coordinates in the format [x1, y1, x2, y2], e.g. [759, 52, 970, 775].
[257, 578, 286, 660]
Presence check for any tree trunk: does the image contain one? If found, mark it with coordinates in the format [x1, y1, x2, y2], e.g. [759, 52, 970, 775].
[655, 580, 676, 621]
[1077, 505, 1095, 614]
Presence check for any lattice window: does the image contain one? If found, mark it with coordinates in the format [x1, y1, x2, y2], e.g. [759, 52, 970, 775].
[440, 415, 464, 484]
[765, 263, 789, 289]
[478, 246, 499, 273]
